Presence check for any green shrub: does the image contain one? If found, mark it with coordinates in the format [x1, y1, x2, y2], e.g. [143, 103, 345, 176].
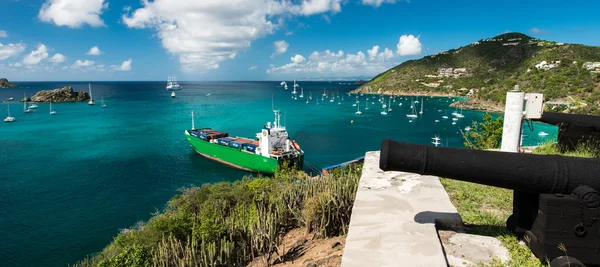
[462, 113, 504, 149]
[75, 163, 363, 266]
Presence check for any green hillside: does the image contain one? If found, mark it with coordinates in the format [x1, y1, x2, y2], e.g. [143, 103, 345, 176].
[356, 32, 600, 114]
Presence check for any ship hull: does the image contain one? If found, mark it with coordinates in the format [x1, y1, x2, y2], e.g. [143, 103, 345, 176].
[185, 133, 281, 174]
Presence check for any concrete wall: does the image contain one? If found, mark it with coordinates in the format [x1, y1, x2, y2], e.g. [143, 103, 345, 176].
[341, 151, 462, 267]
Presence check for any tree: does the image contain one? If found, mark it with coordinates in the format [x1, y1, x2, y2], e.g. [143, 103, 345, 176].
[462, 113, 504, 149]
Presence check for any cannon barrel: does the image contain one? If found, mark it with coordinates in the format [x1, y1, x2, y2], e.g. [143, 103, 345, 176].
[537, 111, 600, 128]
[380, 139, 600, 194]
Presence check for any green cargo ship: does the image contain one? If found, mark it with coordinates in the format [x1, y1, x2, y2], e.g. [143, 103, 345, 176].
[184, 110, 304, 174]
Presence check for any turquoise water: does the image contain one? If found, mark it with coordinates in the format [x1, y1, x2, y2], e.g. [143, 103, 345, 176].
[0, 81, 557, 266]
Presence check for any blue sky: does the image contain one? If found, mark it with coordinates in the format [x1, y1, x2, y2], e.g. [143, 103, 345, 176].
[0, 0, 599, 81]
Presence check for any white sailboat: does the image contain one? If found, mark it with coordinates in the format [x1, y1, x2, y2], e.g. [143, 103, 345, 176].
[171, 91, 176, 98]
[166, 75, 182, 91]
[382, 96, 387, 109]
[406, 102, 418, 118]
[292, 79, 298, 95]
[451, 107, 459, 117]
[88, 83, 94, 105]
[355, 101, 362, 115]
[432, 136, 441, 147]
[538, 131, 549, 136]
[316, 97, 320, 105]
[442, 110, 449, 119]
[49, 99, 56, 115]
[464, 126, 471, 131]
[387, 97, 392, 112]
[380, 109, 387, 115]
[102, 97, 108, 107]
[300, 87, 304, 98]
[365, 98, 369, 110]
[23, 93, 32, 113]
[455, 108, 465, 118]
[419, 100, 423, 115]
[4, 101, 16, 122]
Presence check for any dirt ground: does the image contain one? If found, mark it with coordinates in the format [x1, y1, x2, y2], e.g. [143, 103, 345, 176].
[247, 228, 346, 267]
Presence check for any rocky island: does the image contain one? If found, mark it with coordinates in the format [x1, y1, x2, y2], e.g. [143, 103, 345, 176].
[25, 86, 90, 103]
[0, 78, 18, 88]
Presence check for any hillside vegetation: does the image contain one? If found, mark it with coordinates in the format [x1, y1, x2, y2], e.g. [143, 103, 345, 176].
[73, 165, 362, 267]
[356, 32, 600, 114]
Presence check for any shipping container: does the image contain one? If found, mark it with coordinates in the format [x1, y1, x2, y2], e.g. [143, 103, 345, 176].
[244, 143, 258, 153]
[229, 141, 243, 149]
[218, 137, 233, 146]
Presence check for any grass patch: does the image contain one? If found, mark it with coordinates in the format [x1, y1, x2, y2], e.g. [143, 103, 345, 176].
[533, 142, 599, 158]
[441, 142, 598, 266]
[72, 164, 363, 267]
[440, 178, 544, 267]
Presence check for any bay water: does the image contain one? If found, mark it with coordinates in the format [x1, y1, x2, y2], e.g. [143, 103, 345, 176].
[0, 81, 557, 266]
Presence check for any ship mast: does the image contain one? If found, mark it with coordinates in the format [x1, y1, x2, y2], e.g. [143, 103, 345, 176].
[191, 111, 195, 130]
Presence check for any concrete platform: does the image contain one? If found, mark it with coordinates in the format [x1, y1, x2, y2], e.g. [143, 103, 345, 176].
[341, 151, 463, 267]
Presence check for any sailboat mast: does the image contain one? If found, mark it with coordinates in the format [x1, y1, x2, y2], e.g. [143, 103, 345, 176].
[89, 83, 93, 100]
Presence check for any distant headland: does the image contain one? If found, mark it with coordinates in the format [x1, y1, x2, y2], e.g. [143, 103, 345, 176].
[22, 86, 91, 103]
[0, 78, 18, 88]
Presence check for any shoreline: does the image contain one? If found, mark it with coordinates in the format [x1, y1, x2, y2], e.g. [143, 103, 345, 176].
[351, 88, 459, 98]
[351, 87, 504, 113]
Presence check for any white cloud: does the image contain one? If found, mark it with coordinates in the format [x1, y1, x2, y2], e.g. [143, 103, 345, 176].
[23, 44, 49, 65]
[299, 0, 342, 15]
[367, 45, 379, 59]
[48, 53, 66, 63]
[291, 54, 306, 63]
[529, 27, 548, 34]
[73, 59, 95, 67]
[9, 62, 23, 67]
[267, 44, 396, 76]
[86, 46, 103, 55]
[361, 0, 397, 7]
[38, 0, 108, 28]
[271, 40, 289, 58]
[249, 65, 258, 70]
[396, 34, 422, 56]
[123, 5, 131, 12]
[285, 31, 293, 36]
[122, 0, 346, 73]
[113, 58, 132, 71]
[0, 30, 7, 38]
[0, 43, 26, 61]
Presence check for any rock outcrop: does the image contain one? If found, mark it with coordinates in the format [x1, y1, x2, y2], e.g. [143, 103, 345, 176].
[0, 78, 18, 88]
[354, 80, 366, 85]
[29, 86, 90, 102]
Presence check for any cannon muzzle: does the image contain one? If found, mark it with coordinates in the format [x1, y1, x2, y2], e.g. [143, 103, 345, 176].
[380, 139, 600, 194]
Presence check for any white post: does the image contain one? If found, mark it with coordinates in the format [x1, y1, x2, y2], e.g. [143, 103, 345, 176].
[501, 86, 524, 152]
[191, 111, 195, 130]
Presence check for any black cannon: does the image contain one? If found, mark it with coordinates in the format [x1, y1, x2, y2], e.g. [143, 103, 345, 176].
[535, 112, 600, 152]
[380, 139, 600, 267]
